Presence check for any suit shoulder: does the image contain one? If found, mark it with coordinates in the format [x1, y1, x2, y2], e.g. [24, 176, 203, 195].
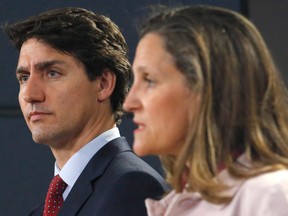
[109, 151, 160, 175]
[104, 151, 168, 189]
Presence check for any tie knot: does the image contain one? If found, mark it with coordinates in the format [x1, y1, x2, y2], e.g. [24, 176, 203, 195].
[48, 175, 67, 197]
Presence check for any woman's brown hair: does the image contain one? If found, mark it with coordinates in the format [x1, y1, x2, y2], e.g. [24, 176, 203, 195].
[140, 5, 288, 203]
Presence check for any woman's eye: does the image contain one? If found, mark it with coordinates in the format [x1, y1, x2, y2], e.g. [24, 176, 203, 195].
[144, 76, 155, 87]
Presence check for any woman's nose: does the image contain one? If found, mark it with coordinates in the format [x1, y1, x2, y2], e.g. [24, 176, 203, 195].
[123, 85, 141, 113]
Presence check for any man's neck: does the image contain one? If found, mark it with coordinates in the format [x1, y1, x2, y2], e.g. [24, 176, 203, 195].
[51, 122, 116, 169]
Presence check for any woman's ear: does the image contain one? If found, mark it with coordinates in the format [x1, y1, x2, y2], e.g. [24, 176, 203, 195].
[97, 69, 116, 102]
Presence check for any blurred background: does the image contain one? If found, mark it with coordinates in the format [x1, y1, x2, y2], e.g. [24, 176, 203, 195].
[0, 0, 286, 215]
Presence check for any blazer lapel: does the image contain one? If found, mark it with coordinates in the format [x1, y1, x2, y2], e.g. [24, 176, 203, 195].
[28, 203, 44, 216]
[58, 137, 131, 215]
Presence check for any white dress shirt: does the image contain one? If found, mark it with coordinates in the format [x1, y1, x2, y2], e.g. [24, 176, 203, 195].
[54, 127, 120, 200]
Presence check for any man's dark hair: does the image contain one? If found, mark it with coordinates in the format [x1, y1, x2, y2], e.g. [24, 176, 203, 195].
[3, 7, 132, 123]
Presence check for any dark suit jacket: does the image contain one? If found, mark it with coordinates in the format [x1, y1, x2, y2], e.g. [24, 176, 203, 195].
[29, 137, 169, 216]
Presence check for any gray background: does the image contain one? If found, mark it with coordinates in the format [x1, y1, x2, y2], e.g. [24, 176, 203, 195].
[2, 0, 284, 215]
[249, 0, 288, 83]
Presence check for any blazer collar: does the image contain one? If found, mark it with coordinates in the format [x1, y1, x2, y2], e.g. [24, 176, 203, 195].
[58, 137, 131, 215]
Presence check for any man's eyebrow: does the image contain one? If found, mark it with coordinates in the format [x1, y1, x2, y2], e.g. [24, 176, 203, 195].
[16, 60, 66, 75]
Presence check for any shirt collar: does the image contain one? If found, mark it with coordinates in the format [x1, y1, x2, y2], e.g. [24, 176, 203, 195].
[54, 127, 120, 189]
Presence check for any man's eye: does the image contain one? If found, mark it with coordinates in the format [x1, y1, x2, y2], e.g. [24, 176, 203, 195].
[17, 75, 29, 84]
[47, 71, 60, 78]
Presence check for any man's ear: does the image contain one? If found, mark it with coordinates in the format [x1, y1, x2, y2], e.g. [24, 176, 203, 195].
[97, 69, 116, 102]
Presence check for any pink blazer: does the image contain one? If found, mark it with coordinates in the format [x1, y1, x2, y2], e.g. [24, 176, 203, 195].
[145, 155, 288, 216]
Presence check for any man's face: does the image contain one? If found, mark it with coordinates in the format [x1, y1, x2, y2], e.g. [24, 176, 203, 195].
[16, 38, 102, 148]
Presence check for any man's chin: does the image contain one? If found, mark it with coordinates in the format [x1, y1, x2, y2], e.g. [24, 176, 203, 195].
[31, 133, 50, 145]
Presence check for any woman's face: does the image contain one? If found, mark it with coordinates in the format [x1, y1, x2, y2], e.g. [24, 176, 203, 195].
[124, 33, 199, 156]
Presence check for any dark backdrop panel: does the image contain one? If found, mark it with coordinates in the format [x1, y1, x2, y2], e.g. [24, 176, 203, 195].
[0, 117, 54, 215]
[249, 0, 288, 83]
[0, 1, 242, 215]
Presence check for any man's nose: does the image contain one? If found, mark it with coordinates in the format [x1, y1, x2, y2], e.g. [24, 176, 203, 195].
[21, 75, 45, 103]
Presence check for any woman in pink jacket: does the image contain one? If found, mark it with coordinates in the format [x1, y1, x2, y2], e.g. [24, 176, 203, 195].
[124, 5, 288, 216]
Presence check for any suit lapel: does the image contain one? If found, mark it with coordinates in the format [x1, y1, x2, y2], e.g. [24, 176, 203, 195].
[58, 137, 131, 215]
[28, 203, 44, 216]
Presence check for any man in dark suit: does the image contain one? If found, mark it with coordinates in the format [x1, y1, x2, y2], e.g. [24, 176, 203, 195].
[4, 7, 168, 216]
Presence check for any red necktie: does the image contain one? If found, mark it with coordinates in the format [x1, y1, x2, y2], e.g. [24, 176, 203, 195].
[43, 174, 67, 216]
